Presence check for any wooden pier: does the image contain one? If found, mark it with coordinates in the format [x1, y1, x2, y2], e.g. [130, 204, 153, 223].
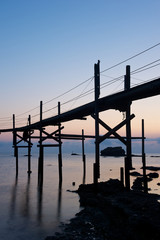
[1, 62, 160, 191]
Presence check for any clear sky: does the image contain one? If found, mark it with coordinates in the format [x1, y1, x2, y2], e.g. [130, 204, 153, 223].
[0, 0, 160, 151]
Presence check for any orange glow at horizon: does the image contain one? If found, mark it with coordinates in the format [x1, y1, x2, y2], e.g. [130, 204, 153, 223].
[1, 95, 160, 142]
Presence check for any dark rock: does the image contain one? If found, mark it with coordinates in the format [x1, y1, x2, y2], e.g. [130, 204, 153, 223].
[141, 166, 160, 171]
[130, 171, 142, 176]
[132, 177, 152, 191]
[147, 172, 159, 178]
[101, 146, 125, 156]
[45, 179, 160, 240]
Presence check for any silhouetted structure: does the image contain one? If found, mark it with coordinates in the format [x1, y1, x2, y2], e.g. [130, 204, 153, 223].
[0, 62, 160, 191]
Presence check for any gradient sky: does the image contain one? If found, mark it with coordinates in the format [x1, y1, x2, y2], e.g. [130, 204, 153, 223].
[0, 0, 160, 146]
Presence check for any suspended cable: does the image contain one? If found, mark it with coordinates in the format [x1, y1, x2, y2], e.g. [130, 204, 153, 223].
[43, 105, 58, 115]
[16, 106, 40, 117]
[101, 42, 160, 73]
[68, 77, 94, 110]
[61, 74, 124, 109]
[132, 63, 160, 75]
[0, 117, 12, 120]
[15, 76, 94, 118]
[3, 43, 160, 121]
[131, 76, 160, 87]
[43, 76, 94, 105]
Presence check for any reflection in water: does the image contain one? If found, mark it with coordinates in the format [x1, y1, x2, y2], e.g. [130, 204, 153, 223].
[3, 153, 160, 240]
[20, 175, 31, 217]
[57, 181, 62, 219]
[9, 172, 65, 227]
[37, 181, 43, 224]
[9, 175, 18, 218]
[82, 162, 86, 185]
[7, 154, 93, 240]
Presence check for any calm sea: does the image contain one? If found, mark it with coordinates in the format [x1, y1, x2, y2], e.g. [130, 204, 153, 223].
[0, 151, 160, 240]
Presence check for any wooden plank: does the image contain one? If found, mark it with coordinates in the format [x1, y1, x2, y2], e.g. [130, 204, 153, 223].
[56, 133, 144, 139]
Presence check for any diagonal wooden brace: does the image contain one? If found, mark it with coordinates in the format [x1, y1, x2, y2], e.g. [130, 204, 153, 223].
[16, 133, 33, 145]
[42, 126, 64, 143]
[91, 113, 135, 144]
[91, 114, 127, 145]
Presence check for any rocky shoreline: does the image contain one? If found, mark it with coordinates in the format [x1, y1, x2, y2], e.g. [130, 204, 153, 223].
[45, 179, 160, 240]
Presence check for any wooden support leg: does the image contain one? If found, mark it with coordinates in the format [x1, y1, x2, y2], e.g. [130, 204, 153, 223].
[142, 119, 148, 193]
[120, 167, 124, 186]
[125, 156, 130, 190]
[27, 115, 32, 174]
[27, 144, 32, 174]
[38, 101, 43, 185]
[13, 115, 19, 176]
[82, 129, 86, 184]
[125, 65, 132, 190]
[58, 153, 62, 183]
[16, 146, 18, 176]
[94, 61, 100, 184]
[58, 102, 62, 183]
[38, 146, 44, 185]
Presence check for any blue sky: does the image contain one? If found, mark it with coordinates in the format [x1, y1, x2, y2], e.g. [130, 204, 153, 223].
[0, 0, 160, 152]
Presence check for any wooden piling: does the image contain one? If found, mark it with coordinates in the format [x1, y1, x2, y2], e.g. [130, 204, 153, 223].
[142, 119, 148, 193]
[38, 101, 43, 185]
[82, 129, 86, 184]
[124, 65, 132, 190]
[120, 167, 124, 186]
[27, 115, 32, 174]
[58, 102, 62, 183]
[13, 114, 18, 176]
[94, 60, 100, 184]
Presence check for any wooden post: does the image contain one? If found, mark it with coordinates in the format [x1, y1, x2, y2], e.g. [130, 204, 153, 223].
[142, 119, 148, 193]
[124, 65, 131, 190]
[58, 102, 62, 183]
[13, 114, 16, 157]
[13, 114, 18, 176]
[94, 60, 100, 184]
[27, 115, 32, 174]
[120, 167, 124, 186]
[38, 101, 43, 185]
[82, 129, 86, 184]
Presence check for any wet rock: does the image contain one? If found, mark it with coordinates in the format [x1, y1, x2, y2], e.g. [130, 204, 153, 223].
[130, 171, 142, 176]
[45, 179, 160, 240]
[147, 172, 159, 178]
[141, 166, 160, 171]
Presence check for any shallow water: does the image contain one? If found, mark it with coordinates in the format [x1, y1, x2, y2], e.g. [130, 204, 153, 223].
[0, 152, 160, 240]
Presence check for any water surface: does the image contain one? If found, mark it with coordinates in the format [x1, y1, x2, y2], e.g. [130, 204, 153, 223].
[0, 152, 160, 240]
